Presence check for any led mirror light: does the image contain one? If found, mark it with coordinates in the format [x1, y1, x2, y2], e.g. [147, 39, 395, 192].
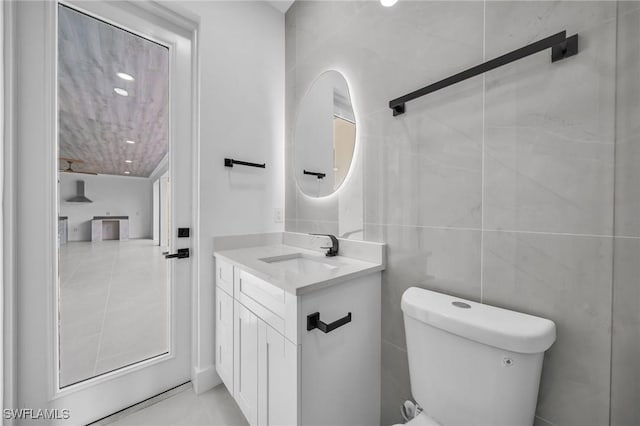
[117, 72, 134, 81]
[125, 140, 136, 144]
[380, 0, 398, 6]
[125, 160, 133, 163]
[114, 87, 128, 96]
[124, 171, 131, 175]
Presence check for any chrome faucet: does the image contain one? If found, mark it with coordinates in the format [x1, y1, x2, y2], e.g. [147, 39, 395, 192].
[310, 233, 339, 257]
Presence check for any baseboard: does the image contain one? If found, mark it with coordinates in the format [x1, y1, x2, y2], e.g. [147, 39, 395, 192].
[191, 364, 221, 394]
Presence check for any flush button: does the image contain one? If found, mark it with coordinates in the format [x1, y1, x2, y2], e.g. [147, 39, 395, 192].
[452, 301, 471, 309]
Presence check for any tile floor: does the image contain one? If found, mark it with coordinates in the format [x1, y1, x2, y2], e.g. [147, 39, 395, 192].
[59, 239, 169, 387]
[106, 385, 248, 426]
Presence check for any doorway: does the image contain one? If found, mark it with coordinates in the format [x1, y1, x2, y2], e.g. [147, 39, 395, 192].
[12, 1, 197, 423]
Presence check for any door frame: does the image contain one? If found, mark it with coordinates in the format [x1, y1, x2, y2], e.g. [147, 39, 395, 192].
[3, 0, 203, 419]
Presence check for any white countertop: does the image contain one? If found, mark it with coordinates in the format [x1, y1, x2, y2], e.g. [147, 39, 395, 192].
[214, 244, 384, 296]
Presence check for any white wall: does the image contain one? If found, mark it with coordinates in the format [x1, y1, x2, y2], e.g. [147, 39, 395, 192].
[59, 173, 153, 241]
[167, 1, 285, 392]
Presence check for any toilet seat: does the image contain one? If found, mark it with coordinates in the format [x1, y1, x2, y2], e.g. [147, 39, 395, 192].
[391, 411, 441, 426]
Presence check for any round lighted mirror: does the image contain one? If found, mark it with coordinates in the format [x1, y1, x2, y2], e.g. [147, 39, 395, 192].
[294, 70, 356, 197]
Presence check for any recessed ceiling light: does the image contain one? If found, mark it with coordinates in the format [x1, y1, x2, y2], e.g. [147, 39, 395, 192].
[114, 88, 128, 96]
[124, 171, 131, 175]
[380, 0, 398, 6]
[125, 160, 133, 163]
[117, 72, 134, 81]
[125, 140, 136, 144]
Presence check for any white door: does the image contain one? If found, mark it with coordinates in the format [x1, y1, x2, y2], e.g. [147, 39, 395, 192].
[12, 1, 196, 424]
[234, 301, 259, 426]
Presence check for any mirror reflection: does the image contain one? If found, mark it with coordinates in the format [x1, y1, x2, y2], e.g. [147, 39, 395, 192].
[295, 70, 356, 197]
[57, 5, 170, 387]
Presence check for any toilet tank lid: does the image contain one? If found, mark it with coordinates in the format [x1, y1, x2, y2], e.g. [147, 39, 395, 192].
[401, 287, 556, 354]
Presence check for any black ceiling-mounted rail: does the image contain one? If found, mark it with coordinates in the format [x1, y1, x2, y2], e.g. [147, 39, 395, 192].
[224, 158, 266, 169]
[303, 169, 326, 179]
[389, 31, 578, 116]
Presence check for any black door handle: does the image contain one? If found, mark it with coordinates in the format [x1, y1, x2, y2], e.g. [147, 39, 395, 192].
[165, 248, 190, 259]
[307, 312, 352, 333]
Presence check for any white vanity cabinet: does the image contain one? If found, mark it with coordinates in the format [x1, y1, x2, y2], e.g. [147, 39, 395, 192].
[215, 287, 234, 394]
[234, 301, 260, 425]
[214, 249, 382, 426]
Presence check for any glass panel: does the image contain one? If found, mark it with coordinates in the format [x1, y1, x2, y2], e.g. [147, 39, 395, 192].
[57, 4, 170, 388]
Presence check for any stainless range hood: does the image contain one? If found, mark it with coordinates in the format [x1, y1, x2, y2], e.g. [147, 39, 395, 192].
[67, 180, 93, 203]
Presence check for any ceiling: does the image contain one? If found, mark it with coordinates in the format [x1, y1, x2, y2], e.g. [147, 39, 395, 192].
[58, 5, 169, 178]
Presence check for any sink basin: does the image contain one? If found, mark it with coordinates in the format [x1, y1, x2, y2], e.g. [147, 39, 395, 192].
[259, 253, 338, 275]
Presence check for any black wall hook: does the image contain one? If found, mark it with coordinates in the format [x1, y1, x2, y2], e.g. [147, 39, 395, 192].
[307, 312, 352, 333]
[225, 158, 266, 168]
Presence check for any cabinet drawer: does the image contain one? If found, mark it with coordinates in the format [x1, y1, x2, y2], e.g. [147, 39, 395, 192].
[235, 269, 286, 318]
[216, 257, 234, 295]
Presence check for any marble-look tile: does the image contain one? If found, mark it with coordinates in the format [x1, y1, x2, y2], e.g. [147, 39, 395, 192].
[619, 1, 640, 16]
[610, 237, 640, 426]
[293, 219, 339, 236]
[295, 188, 339, 223]
[483, 126, 614, 235]
[292, 1, 484, 119]
[380, 339, 411, 426]
[482, 231, 612, 426]
[284, 149, 297, 224]
[615, 8, 640, 237]
[290, 1, 368, 74]
[284, 219, 297, 233]
[338, 137, 364, 239]
[534, 415, 557, 426]
[483, 3, 616, 235]
[364, 101, 483, 229]
[284, 5, 296, 73]
[366, 224, 481, 350]
[484, 1, 616, 59]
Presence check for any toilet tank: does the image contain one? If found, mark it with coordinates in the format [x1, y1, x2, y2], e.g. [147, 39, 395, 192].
[401, 288, 556, 426]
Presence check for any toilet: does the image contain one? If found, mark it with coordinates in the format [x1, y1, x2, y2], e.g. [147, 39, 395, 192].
[395, 287, 556, 426]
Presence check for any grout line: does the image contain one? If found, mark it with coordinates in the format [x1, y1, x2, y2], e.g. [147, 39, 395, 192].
[534, 415, 560, 426]
[363, 221, 640, 240]
[480, 0, 487, 303]
[608, 2, 620, 424]
[382, 338, 407, 354]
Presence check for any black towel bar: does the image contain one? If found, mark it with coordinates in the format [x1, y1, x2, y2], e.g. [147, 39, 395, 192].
[224, 158, 266, 168]
[307, 312, 352, 333]
[389, 30, 578, 116]
[303, 170, 326, 179]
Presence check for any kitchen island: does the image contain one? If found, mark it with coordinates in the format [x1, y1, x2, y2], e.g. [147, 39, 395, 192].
[91, 216, 129, 241]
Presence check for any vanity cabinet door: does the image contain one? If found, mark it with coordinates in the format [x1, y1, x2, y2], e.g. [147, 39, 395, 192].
[216, 287, 234, 394]
[234, 301, 259, 426]
[258, 321, 298, 426]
